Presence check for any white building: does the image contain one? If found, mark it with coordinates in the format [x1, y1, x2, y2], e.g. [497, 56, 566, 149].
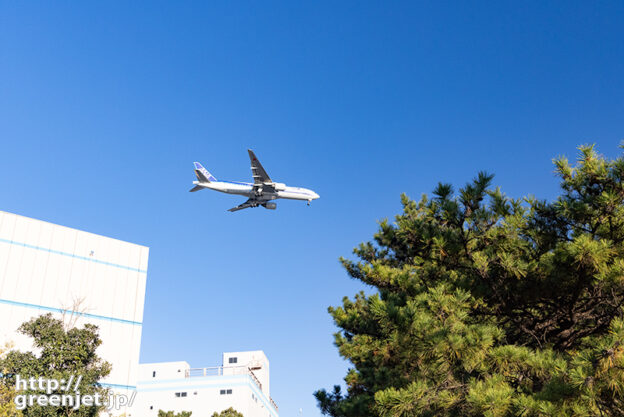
[0, 210, 149, 412]
[132, 351, 279, 417]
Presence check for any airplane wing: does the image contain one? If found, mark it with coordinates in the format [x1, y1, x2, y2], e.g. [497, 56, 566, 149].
[248, 150, 271, 185]
[227, 198, 259, 212]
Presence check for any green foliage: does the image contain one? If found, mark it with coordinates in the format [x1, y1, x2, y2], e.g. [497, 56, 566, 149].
[0, 385, 22, 417]
[210, 407, 244, 417]
[316, 145, 624, 416]
[0, 314, 111, 417]
[0, 343, 22, 417]
[157, 411, 192, 417]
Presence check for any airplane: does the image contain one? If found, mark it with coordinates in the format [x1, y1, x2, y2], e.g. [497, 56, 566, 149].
[189, 149, 320, 212]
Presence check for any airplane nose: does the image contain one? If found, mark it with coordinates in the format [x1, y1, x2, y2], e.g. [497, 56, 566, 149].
[313, 192, 320, 199]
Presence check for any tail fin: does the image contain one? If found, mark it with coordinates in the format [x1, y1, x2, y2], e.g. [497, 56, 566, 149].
[193, 162, 217, 183]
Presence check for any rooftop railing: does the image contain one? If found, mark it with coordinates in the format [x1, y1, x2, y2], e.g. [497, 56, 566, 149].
[184, 365, 278, 411]
[185, 365, 251, 378]
[270, 397, 279, 411]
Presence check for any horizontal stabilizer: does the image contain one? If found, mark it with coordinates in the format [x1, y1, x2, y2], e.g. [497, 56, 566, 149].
[189, 185, 205, 192]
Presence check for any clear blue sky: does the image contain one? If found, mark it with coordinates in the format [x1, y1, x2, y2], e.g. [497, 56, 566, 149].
[1, 2, 623, 416]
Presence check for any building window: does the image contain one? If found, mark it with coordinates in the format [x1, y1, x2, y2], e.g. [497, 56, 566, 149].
[220, 389, 233, 395]
[152, 371, 156, 377]
[150, 406, 153, 410]
[229, 357, 238, 364]
[227, 389, 232, 394]
[175, 392, 187, 398]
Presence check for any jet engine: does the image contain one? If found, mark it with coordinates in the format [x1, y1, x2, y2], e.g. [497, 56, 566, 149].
[272, 182, 287, 191]
[262, 202, 277, 210]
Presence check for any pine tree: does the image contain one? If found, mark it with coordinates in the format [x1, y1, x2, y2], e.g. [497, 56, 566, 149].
[316, 145, 624, 416]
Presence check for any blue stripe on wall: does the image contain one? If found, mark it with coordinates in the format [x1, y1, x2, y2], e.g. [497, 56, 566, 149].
[138, 376, 278, 417]
[0, 238, 147, 274]
[100, 382, 137, 390]
[0, 298, 142, 326]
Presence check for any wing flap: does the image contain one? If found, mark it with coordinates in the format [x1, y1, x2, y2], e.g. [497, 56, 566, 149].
[227, 198, 259, 212]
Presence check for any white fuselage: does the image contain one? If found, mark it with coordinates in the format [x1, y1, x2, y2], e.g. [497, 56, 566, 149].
[194, 180, 320, 202]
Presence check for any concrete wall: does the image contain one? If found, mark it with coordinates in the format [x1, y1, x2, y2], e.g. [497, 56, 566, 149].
[133, 353, 278, 417]
[139, 361, 191, 381]
[0, 210, 149, 407]
[223, 351, 270, 397]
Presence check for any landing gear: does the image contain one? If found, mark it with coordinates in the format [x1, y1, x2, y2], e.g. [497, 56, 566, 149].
[307, 200, 311, 206]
